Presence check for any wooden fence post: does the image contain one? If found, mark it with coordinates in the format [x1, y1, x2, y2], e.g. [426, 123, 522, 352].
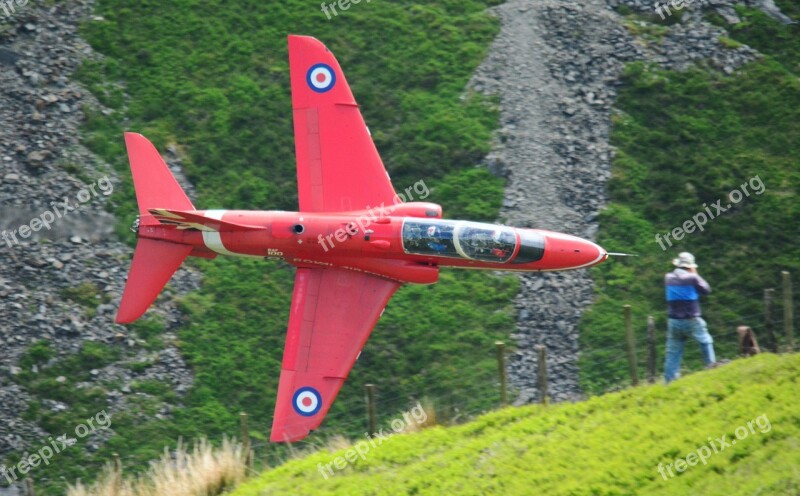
[112, 452, 122, 492]
[365, 384, 377, 436]
[624, 305, 638, 386]
[783, 271, 794, 352]
[646, 316, 656, 384]
[536, 345, 548, 405]
[25, 478, 35, 496]
[240, 412, 251, 468]
[496, 341, 508, 407]
[764, 288, 777, 352]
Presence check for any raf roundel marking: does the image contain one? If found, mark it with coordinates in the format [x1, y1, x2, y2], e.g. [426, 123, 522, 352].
[306, 63, 336, 93]
[292, 387, 322, 416]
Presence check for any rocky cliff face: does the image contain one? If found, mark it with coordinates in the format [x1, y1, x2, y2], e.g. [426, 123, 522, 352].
[0, 3, 197, 491]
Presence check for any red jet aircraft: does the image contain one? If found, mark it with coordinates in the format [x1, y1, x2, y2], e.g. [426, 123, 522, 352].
[116, 35, 609, 442]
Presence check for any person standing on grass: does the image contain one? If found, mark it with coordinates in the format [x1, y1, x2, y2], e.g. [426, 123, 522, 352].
[664, 252, 716, 383]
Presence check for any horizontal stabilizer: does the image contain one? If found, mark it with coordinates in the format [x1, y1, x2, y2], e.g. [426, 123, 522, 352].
[116, 238, 192, 324]
[148, 209, 262, 232]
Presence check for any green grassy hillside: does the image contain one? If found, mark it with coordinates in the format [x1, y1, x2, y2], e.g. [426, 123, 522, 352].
[5, 1, 514, 494]
[10, 2, 800, 494]
[229, 353, 800, 495]
[579, 2, 800, 393]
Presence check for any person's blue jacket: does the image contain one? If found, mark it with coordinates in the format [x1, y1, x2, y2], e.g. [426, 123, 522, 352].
[665, 268, 711, 319]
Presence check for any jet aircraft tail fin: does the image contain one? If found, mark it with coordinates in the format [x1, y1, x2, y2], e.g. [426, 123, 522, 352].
[116, 132, 194, 324]
[124, 132, 195, 223]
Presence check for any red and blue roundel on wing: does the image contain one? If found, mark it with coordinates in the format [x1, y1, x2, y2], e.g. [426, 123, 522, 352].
[306, 63, 336, 93]
[292, 387, 322, 416]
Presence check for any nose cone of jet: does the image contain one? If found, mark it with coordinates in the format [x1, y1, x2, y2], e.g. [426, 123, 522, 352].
[541, 231, 608, 270]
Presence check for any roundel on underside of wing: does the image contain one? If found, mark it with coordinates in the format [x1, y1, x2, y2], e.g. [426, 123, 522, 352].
[292, 386, 322, 416]
[306, 63, 336, 93]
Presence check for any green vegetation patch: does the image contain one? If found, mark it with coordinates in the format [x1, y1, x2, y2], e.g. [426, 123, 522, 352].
[60, 282, 110, 318]
[230, 354, 800, 495]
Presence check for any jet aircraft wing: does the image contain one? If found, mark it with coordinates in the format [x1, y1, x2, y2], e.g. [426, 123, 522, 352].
[288, 35, 397, 212]
[270, 267, 400, 442]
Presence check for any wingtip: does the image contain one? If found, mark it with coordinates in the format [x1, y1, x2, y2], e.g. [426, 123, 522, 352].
[269, 428, 310, 443]
[123, 132, 153, 152]
[287, 34, 328, 52]
[115, 307, 142, 325]
[287, 34, 322, 43]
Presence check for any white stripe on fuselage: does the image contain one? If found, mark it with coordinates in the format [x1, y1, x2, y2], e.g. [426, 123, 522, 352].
[201, 209, 261, 259]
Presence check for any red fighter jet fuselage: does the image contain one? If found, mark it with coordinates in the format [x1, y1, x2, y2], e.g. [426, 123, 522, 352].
[140, 206, 606, 284]
[116, 35, 608, 443]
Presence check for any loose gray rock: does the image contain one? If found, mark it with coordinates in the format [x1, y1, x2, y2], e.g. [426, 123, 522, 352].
[471, 0, 779, 404]
[0, 1, 201, 490]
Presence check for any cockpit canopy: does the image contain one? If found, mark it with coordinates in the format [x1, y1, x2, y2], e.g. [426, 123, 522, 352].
[402, 219, 543, 264]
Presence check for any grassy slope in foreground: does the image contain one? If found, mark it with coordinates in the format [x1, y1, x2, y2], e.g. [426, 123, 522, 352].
[230, 353, 800, 496]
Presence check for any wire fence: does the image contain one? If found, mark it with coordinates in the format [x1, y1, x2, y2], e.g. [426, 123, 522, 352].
[230, 272, 796, 476]
[243, 271, 796, 472]
[579, 272, 795, 393]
